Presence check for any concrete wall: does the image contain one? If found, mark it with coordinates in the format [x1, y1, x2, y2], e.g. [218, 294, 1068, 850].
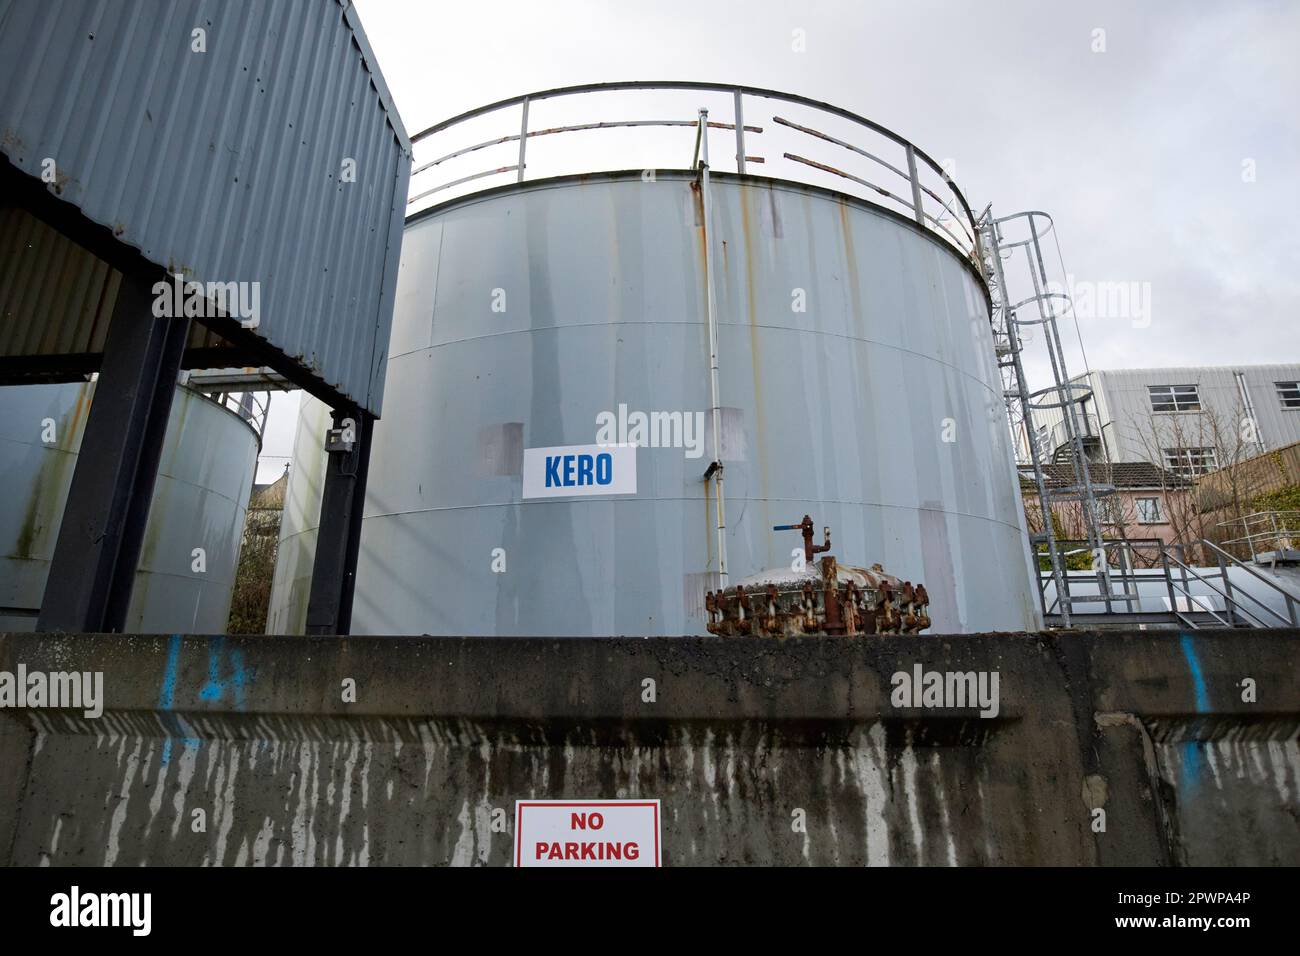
[1, 629, 1296, 866]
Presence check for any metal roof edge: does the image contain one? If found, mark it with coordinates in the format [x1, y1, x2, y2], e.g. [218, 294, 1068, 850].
[1087, 364, 1300, 376]
[338, 0, 412, 155]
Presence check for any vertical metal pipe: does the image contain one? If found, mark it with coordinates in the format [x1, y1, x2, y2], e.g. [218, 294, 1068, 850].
[698, 108, 728, 589]
[517, 97, 530, 183]
[1234, 370, 1265, 451]
[905, 146, 925, 226]
[1161, 548, 1180, 622]
[1179, 544, 1190, 599]
[1218, 550, 1237, 625]
[733, 89, 746, 174]
[971, 205, 987, 278]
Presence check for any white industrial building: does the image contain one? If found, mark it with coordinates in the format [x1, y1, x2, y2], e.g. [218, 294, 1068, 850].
[1028, 364, 1300, 476]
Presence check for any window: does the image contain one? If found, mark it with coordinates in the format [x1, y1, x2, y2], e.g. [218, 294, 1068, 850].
[1277, 381, 1300, 409]
[1148, 384, 1200, 412]
[1100, 498, 1124, 525]
[1135, 496, 1163, 524]
[1163, 447, 1218, 477]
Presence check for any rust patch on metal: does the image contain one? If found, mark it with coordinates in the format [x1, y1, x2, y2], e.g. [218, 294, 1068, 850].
[839, 200, 864, 328]
[705, 517, 931, 637]
[765, 183, 783, 238]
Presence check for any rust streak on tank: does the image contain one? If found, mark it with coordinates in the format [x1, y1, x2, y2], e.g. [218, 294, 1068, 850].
[838, 199, 864, 330]
[739, 187, 772, 557]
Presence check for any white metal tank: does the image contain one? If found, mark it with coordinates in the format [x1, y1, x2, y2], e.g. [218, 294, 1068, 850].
[269, 84, 1042, 635]
[0, 381, 259, 632]
[266, 393, 331, 635]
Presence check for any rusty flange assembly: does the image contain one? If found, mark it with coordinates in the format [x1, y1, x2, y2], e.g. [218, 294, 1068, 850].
[704, 516, 931, 636]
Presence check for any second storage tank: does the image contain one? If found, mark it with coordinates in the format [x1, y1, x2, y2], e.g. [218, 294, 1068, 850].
[0, 381, 259, 632]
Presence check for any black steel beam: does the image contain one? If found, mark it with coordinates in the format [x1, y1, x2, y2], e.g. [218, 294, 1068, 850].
[36, 271, 192, 633]
[305, 409, 374, 635]
[0, 347, 271, 386]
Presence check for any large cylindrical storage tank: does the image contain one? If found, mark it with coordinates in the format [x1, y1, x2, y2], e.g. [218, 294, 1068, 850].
[271, 167, 1040, 635]
[0, 381, 258, 632]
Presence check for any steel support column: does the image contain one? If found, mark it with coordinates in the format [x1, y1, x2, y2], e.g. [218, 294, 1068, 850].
[36, 272, 191, 633]
[305, 409, 374, 635]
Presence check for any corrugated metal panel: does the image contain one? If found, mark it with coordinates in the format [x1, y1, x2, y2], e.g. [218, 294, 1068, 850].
[1035, 366, 1300, 465]
[0, 203, 230, 360]
[0, 202, 118, 356]
[0, 0, 411, 414]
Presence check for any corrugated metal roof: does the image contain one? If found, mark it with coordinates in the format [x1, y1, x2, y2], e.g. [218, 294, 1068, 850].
[0, 0, 411, 414]
[0, 202, 119, 356]
[0, 203, 230, 365]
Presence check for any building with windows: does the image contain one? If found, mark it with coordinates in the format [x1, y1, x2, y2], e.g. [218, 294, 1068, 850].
[1020, 462, 1194, 558]
[1027, 365, 1300, 477]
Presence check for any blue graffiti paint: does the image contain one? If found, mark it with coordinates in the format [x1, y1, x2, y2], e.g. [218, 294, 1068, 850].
[157, 635, 255, 766]
[198, 636, 226, 701]
[157, 634, 202, 766]
[158, 634, 182, 711]
[1179, 634, 1210, 791]
[158, 635, 183, 766]
[196, 638, 252, 711]
[1180, 634, 1210, 711]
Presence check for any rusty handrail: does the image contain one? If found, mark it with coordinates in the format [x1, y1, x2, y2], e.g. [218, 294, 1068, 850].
[406, 82, 982, 266]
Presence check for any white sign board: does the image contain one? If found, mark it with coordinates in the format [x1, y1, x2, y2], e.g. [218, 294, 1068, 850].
[514, 800, 661, 867]
[522, 444, 636, 499]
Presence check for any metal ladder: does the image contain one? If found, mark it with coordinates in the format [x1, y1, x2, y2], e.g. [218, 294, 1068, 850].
[979, 210, 1138, 625]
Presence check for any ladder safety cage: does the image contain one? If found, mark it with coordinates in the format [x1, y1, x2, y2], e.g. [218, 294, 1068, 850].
[980, 209, 1134, 625]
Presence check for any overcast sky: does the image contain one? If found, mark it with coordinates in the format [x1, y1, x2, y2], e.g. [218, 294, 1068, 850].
[259, 0, 1298, 480]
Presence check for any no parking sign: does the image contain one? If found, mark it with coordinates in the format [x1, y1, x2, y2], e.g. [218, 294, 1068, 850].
[514, 800, 661, 867]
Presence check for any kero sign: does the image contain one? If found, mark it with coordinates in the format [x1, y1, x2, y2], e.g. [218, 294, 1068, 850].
[514, 800, 661, 867]
[522, 444, 636, 499]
